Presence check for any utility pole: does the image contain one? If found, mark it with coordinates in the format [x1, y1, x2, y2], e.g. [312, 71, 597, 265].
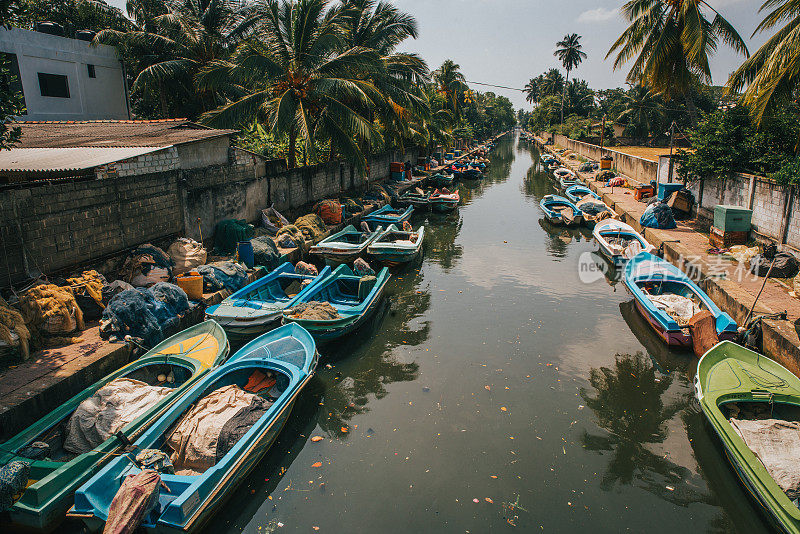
[600, 114, 607, 150]
[667, 121, 676, 184]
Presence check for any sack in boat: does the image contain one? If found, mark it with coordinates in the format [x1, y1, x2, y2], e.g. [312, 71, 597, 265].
[286, 301, 340, 321]
[295, 261, 318, 276]
[354, 258, 375, 277]
[104, 469, 161, 534]
[648, 294, 699, 326]
[261, 204, 290, 235]
[167, 238, 207, 276]
[730, 418, 800, 499]
[0, 461, 30, 512]
[313, 199, 343, 226]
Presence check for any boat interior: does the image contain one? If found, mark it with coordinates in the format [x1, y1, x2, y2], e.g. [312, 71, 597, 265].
[599, 230, 644, 248]
[330, 231, 372, 245]
[312, 275, 378, 307]
[376, 229, 419, 245]
[232, 274, 309, 307]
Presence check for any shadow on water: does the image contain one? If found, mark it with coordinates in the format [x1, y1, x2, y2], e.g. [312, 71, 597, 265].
[619, 300, 694, 376]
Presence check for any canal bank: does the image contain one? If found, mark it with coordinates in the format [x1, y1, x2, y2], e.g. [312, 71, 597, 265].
[534, 134, 800, 376]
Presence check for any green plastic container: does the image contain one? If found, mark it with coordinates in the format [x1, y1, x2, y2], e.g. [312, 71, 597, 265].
[713, 205, 752, 232]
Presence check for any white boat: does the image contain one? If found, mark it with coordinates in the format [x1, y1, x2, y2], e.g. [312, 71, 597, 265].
[593, 220, 655, 266]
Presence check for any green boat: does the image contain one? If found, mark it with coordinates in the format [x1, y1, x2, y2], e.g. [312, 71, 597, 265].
[0, 321, 229, 532]
[695, 341, 800, 533]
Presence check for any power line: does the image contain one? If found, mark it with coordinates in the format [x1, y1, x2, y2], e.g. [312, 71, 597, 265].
[466, 80, 526, 92]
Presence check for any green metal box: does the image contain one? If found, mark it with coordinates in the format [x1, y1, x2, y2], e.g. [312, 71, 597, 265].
[713, 205, 752, 232]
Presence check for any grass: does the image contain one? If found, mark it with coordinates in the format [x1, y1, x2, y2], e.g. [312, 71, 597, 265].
[610, 146, 675, 162]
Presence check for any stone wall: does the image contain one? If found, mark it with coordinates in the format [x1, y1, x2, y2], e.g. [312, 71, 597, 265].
[0, 147, 420, 286]
[550, 134, 658, 184]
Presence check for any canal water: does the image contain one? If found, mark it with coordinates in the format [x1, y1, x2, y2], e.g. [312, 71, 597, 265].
[205, 134, 771, 534]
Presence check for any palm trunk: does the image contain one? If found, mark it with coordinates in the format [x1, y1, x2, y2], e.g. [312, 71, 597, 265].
[288, 128, 297, 169]
[159, 81, 168, 118]
[684, 92, 699, 127]
[560, 69, 569, 125]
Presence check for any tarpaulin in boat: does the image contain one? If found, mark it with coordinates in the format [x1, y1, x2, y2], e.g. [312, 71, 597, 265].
[730, 418, 800, 498]
[648, 294, 699, 326]
[167, 385, 273, 474]
[103, 469, 161, 534]
[63, 378, 173, 455]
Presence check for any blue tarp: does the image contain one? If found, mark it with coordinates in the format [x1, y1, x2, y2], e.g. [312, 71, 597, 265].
[101, 283, 189, 348]
[640, 202, 677, 230]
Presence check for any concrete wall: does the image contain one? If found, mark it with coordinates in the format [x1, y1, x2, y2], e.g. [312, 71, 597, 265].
[0, 28, 128, 121]
[551, 134, 658, 184]
[0, 147, 420, 285]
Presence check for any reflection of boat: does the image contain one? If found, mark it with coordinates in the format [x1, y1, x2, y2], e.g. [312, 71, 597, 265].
[362, 205, 413, 231]
[695, 341, 800, 534]
[594, 220, 654, 267]
[624, 253, 738, 347]
[565, 184, 601, 204]
[70, 324, 317, 533]
[1, 321, 230, 533]
[619, 300, 691, 375]
[430, 189, 460, 213]
[205, 263, 331, 342]
[282, 264, 391, 341]
[540, 194, 584, 226]
[310, 224, 381, 265]
[368, 224, 425, 266]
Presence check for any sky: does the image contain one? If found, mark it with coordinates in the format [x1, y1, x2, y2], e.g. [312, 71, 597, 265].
[106, 0, 770, 109]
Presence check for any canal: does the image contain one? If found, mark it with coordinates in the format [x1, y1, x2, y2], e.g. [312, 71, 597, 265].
[205, 133, 771, 534]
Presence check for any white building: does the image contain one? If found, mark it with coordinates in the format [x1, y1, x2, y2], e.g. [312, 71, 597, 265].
[0, 27, 129, 121]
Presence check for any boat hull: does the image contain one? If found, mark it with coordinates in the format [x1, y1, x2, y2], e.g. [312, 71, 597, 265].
[285, 284, 387, 341]
[431, 201, 458, 213]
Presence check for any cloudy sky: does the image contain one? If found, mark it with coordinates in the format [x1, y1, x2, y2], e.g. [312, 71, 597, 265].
[107, 0, 770, 109]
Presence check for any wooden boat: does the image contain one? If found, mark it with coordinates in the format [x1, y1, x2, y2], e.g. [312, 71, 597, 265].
[429, 173, 453, 187]
[68, 324, 317, 534]
[281, 264, 390, 341]
[1, 321, 229, 533]
[367, 224, 425, 266]
[541, 154, 556, 164]
[539, 195, 583, 226]
[204, 262, 332, 342]
[309, 224, 381, 265]
[462, 168, 483, 180]
[624, 252, 737, 347]
[593, 220, 654, 266]
[429, 188, 460, 213]
[565, 184, 601, 204]
[361, 205, 413, 231]
[396, 189, 431, 210]
[695, 341, 800, 534]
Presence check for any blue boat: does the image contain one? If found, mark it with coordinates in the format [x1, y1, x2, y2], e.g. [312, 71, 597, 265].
[204, 262, 331, 342]
[565, 184, 601, 204]
[309, 224, 382, 265]
[361, 205, 414, 231]
[367, 224, 425, 266]
[282, 264, 390, 341]
[624, 252, 738, 348]
[540, 195, 583, 226]
[68, 324, 317, 533]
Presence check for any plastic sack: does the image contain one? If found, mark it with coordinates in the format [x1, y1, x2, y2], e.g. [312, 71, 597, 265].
[167, 238, 207, 276]
[750, 252, 799, 278]
[640, 202, 677, 230]
[261, 204, 290, 235]
[251, 236, 280, 269]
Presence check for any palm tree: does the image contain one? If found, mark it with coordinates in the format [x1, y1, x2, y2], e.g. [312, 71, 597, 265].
[433, 59, 468, 120]
[524, 77, 539, 105]
[728, 0, 800, 128]
[554, 33, 587, 124]
[538, 68, 564, 99]
[607, 0, 748, 125]
[201, 0, 385, 169]
[618, 84, 663, 142]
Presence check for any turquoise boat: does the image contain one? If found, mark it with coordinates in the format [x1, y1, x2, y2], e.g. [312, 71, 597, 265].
[282, 264, 390, 341]
[540, 195, 583, 226]
[396, 189, 431, 210]
[429, 173, 454, 187]
[204, 262, 331, 342]
[361, 205, 413, 231]
[68, 324, 317, 533]
[695, 341, 800, 533]
[0, 321, 229, 533]
[309, 224, 381, 265]
[367, 224, 425, 266]
[565, 184, 601, 204]
[429, 189, 460, 213]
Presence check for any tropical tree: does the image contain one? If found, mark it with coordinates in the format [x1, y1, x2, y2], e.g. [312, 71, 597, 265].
[539, 68, 565, 100]
[554, 33, 586, 123]
[433, 59, 468, 119]
[607, 0, 748, 124]
[618, 84, 663, 141]
[564, 79, 594, 117]
[728, 0, 800, 129]
[524, 77, 539, 105]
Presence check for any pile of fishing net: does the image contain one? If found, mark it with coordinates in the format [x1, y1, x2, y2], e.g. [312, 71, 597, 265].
[313, 200, 343, 225]
[196, 261, 248, 292]
[118, 245, 173, 287]
[363, 184, 391, 204]
[294, 261, 318, 276]
[18, 283, 85, 336]
[100, 282, 189, 347]
[213, 219, 254, 255]
[341, 197, 364, 214]
[285, 301, 340, 321]
[294, 214, 327, 241]
[167, 238, 207, 276]
[66, 270, 106, 321]
[276, 225, 305, 249]
[0, 295, 30, 360]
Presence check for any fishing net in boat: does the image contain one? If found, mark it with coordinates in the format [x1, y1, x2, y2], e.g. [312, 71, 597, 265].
[730, 418, 800, 498]
[0, 461, 30, 512]
[295, 262, 318, 276]
[104, 469, 161, 534]
[285, 301, 340, 321]
[648, 294, 700, 326]
[294, 214, 327, 241]
[63, 378, 173, 454]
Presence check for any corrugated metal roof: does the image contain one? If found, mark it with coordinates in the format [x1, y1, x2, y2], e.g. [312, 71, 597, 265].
[0, 147, 166, 173]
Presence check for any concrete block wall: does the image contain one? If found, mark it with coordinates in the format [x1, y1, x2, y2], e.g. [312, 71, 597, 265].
[115, 147, 180, 178]
[550, 134, 658, 184]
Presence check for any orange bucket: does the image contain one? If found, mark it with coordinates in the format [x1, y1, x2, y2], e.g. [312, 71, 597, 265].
[176, 271, 204, 300]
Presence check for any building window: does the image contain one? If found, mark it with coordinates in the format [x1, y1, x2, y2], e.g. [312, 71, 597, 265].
[38, 73, 70, 98]
[87, 64, 96, 78]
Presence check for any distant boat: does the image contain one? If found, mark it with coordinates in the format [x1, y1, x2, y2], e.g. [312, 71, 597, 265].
[565, 184, 601, 204]
[205, 262, 331, 342]
[695, 341, 800, 534]
[362, 205, 414, 231]
[462, 168, 483, 180]
[624, 252, 737, 347]
[310, 224, 381, 265]
[69, 324, 317, 534]
[2, 321, 229, 533]
[554, 168, 577, 188]
[593, 220, 654, 266]
[429, 189, 460, 213]
[429, 173, 454, 187]
[368, 224, 425, 266]
[282, 264, 391, 341]
[396, 189, 431, 210]
[540, 194, 583, 226]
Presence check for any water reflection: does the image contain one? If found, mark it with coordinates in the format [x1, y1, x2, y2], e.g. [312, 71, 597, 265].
[537, 218, 590, 259]
[619, 300, 693, 376]
[421, 213, 463, 271]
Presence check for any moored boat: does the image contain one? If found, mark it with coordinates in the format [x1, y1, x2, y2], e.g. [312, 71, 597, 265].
[367, 224, 425, 266]
[565, 184, 601, 204]
[281, 264, 391, 341]
[362, 205, 413, 231]
[396, 189, 432, 210]
[624, 252, 737, 347]
[593, 220, 654, 266]
[429, 173, 453, 187]
[309, 224, 382, 265]
[1, 321, 229, 533]
[695, 341, 800, 534]
[429, 188, 460, 213]
[539, 195, 583, 226]
[204, 262, 331, 342]
[68, 324, 317, 534]
[462, 168, 482, 180]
